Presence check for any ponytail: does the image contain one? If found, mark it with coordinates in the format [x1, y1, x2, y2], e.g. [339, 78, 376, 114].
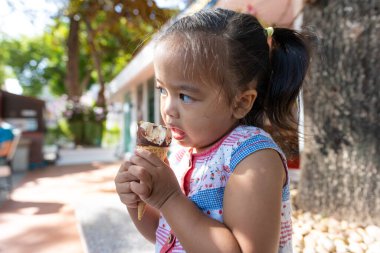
[265, 28, 311, 131]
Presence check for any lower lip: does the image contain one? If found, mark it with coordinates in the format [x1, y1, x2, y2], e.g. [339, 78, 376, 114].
[171, 128, 185, 141]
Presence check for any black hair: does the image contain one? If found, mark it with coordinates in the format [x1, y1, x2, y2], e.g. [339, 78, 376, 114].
[156, 8, 311, 142]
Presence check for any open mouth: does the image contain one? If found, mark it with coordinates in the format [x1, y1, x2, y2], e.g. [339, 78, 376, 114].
[170, 127, 185, 141]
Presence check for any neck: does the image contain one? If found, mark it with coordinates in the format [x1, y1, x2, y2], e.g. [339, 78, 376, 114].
[193, 122, 239, 154]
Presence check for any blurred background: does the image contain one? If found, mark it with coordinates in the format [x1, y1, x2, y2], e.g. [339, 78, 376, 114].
[0, 0, 379, 253]
[0, 0, 181, 159]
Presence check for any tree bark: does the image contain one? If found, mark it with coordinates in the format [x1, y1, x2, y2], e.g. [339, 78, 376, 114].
[65, 15, 81, 100]
[298, 0, 380, 225]
[84, 18, 106, 108]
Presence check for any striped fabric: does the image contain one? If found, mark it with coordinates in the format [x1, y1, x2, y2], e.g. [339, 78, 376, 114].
[156, 125, 293, 253]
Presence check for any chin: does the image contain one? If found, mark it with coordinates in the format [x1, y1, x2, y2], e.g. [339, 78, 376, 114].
[173, 139, 189, 146]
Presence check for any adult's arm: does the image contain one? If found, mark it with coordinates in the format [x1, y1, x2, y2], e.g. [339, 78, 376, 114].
[0, 140, 12, 157]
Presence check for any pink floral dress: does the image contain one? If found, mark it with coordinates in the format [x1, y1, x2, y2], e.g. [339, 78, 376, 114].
[155, 125, 293, 253]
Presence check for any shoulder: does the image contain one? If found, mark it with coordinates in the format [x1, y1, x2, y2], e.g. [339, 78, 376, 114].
[225, 150, 286, 213]
[225, 125, 275, 149]
[226, 125, 285, 172]
[233, 148, 285, 182]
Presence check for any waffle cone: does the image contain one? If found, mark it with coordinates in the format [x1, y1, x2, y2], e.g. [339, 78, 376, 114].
[136, 145, 168, 161]
[136, 145, 168, 220]
[137, 201, 146, 221]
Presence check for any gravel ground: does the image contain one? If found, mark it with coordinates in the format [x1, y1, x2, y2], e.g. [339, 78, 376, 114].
[290, 189, 380, 253]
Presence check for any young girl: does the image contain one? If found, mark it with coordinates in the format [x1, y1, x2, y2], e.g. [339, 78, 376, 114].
[115, 8, 310, 253]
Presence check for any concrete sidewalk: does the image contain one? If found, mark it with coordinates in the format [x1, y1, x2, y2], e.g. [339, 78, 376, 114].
[76, 194, 154, 253]
[0, 160, 154, 253]
[1, 147, 121, 204]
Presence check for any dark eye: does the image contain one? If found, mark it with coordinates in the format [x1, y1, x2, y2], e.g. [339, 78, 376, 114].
[179, 94, 193, 103]
[156, 86, 167, 96]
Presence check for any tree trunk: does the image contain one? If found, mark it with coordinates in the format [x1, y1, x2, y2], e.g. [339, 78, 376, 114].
[65, 15, 81, 100]
[84, 18, 106, 108]
[298, 0, 380, 225]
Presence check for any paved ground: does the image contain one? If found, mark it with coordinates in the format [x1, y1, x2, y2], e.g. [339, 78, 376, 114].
[0, 148, 154, 253]
[2, 147, 379, 253]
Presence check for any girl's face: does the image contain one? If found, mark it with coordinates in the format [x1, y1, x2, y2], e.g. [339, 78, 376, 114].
[154, 41, 238, 153]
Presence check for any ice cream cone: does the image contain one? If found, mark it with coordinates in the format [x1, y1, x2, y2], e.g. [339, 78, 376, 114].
[136, 145, 168, 162]
[136, 145, 168, 221]
[137, 201, 146, 221]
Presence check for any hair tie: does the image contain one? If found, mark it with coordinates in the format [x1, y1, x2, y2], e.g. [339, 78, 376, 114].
[265, 27, 274, 38]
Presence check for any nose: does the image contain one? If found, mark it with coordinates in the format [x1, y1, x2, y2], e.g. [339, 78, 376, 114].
[161, 95, 179, 119]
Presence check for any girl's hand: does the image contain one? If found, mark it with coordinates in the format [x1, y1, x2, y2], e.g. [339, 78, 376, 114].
[114, 160, 141, 208]
[128, 149, 182, 210]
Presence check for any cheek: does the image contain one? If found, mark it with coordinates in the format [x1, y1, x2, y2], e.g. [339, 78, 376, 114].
[160, 97, 168, 115]
[160, 101, 165, 115]
[159, 101, 169, 125]
[204, 103, 233, 121]
[190, 114, 217, 133]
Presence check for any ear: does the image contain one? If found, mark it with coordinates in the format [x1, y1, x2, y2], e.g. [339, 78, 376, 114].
[232, 89, 257, 119]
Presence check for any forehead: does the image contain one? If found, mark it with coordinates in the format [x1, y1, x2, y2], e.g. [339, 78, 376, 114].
[153, 34, 227, 87]
[154, 40, 189, 79]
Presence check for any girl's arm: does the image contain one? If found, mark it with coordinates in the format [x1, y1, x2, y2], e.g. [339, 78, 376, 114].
[223, 149, 285, 252]
[114, 161, 160, 243]
[129, 148, 285, 253]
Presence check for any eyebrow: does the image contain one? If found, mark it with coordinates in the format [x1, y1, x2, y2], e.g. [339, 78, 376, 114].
[156, 78, 201, 93]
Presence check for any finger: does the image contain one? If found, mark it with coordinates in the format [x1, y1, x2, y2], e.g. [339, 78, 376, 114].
[130, 181, 152, 200]
[119, 193, 140, 208]
[130, 154, 156, 171]
[115, 181, 132, 194]
[115, 171, 139, 183]
[128, 165, 153, 185]
[118, 160, 132, 173]
[126, 203, 138, 208]
[134, 149, 164, 167]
